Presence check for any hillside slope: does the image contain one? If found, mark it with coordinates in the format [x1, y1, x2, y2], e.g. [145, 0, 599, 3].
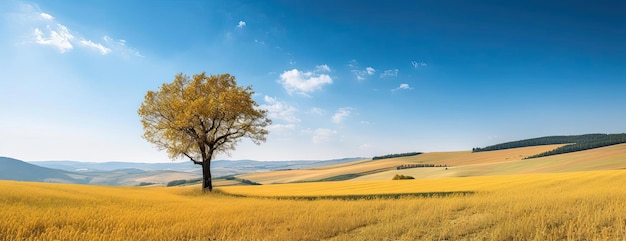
[354, 143, 626, 180]
[238, 144, 626, 184]
[0, 157, 83, 183]
[237, 145, 564, 184]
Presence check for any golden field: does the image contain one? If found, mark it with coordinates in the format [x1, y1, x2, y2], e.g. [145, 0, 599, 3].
[238, 144, 626, 184]
[3, 169, 626, 240]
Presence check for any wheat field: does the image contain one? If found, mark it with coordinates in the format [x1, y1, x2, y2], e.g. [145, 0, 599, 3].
[2, 169, 626, 240]
[235, 144, 626, 184]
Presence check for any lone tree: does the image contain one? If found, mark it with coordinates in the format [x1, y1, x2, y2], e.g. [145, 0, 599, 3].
[138, 72, 271, 191]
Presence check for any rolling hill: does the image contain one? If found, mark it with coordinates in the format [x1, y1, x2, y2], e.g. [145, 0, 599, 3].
[237, 143, 626, 184]
[4, 133, 625, 186]
[0, 157, 86, 183]
[1, 157, 364, 186]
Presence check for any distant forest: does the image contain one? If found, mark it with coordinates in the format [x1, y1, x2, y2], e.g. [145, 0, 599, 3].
[372, 152, 422, 160]
[473, 133, 626, 159]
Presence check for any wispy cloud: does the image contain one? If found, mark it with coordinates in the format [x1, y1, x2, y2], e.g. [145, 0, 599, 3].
[316, 64, 331, 72]
[411, 61, 427, 69]
[16, 4, 140, 57]
[39, 12, 53, 20]
[79, 39, 111, 55]
[260, 96, 300, 123]
[309, 107, 326, 116]
[391, 83, 413, 92]
[34, 24, 74, 52]
[312, 128, 337, 144]
[380, 69, 399, 78]
[237, 20, 246, 28]
[279, 65, 333, 95]
[332, 107, 352, 123]
[103, 36, 142, 57]
[348, 59, 375, 80]
[268, 123, 297, 132]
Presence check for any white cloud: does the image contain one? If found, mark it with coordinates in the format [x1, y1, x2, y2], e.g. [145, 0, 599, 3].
[261, 96, 300, 123]
[40, 12, 54, 20]
[347, 59, 358, 68]
[359, 143, 371, 150]
[391, 83, 413, 92]
[21, 4, 140, 57]
[380, 69, 399, 78]
[268, 123, 296, 132]
[316, 64, 331, 72]
[79, 40, 111, 55]
[103, 36, 142, 57]
[237, 20, 246, 28]
[309, 107, 326, 115]
[332, 107, 352, 123]
[411, 61, 427, 69]
[312, 128, 337, 144]
[352, 68, 376, 80]
[279, 67, 333, 95]
[34, 24, 74, 53]
[348, 60, 375, 80]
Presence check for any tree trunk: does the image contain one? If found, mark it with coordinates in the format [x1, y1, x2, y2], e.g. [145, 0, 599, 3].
[201, 160, 212, 192]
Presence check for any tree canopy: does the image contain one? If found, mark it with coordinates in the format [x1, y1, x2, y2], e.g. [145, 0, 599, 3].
[138, 72, 271, 191]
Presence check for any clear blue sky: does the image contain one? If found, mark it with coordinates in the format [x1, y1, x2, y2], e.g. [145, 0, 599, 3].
[1, 0, 624, 162]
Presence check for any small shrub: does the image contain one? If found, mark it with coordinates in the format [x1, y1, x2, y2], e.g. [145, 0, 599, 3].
[167, 180, 187, 187]
[392, 174, 415, 180]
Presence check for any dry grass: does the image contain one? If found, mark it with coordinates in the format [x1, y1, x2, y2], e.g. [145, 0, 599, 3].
[238, 158, 412, 184]
[3, 170, 626, 240]
[356, 143, 626, 181]
[239, 145, 612, 184]
[395, 144, 566, 166]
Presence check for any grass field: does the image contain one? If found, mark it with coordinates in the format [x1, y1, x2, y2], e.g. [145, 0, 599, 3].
[237, 144, 626, 184]
[356, 143, 626, 181]
[3, 169, 626, 240]
[237, 145, 567, 184]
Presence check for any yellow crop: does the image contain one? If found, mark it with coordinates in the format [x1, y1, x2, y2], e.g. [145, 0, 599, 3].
[2, 170, 626, 240]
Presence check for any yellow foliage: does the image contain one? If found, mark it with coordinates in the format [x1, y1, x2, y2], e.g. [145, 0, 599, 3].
[2, 170, 626, 240]
[137, 72, 270, 164]
[137, 72, 271, 190]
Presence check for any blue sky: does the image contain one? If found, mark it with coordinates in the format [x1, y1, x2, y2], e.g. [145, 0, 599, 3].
[1, 0, 624, 162]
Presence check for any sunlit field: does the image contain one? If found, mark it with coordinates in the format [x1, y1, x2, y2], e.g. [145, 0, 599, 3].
[3, 169, 626, 240]
[237, 144, 626, 184]
[236, 145, 564, 185]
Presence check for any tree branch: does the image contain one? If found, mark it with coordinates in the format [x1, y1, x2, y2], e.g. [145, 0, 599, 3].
[183, 152, 202, 165]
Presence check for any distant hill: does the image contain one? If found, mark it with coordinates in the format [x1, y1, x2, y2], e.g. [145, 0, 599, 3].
[31, 158, 364, 176]
[0, 157, 85, 183]
[29, 161, 197, 172]
[0, 157, 364, 186]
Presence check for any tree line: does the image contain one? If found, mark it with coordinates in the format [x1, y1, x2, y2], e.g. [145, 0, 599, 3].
[472, 134, 624, 152]
[525, 134, 626, 159]
[473, 133, 626, 159]
[396, 164, 447, 170]
[372, 152, 422, 160]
